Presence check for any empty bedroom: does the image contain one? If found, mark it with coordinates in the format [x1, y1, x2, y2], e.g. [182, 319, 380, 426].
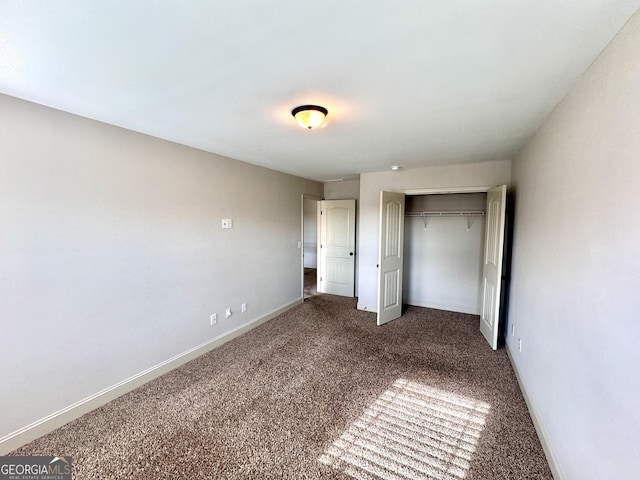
[1, 2, 639, 479]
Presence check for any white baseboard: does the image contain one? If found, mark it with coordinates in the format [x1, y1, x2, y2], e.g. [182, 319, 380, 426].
[405, 299, 480, 315]
[506, 345, 564, 480]
[357, 302, 377, 313]
[0, 298, 302, 455]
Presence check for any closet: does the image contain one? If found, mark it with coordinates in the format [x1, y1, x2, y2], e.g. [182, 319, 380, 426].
[403, 192, 487, 315]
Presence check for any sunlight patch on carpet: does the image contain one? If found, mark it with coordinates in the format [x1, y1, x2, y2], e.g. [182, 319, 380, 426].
[319, 379, 490, 480]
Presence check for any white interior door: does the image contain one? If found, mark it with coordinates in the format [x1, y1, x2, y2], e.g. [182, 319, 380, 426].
[480, 185, 507, 349]
[318, 199, 356, 297]
[377, 191, 405, 325]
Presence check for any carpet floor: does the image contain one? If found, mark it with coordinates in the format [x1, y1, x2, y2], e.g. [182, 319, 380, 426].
[12, 295, 552, 479]
[304, 267, 318, 299]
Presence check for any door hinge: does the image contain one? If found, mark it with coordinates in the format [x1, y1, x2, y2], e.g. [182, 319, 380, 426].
[320, 210, 323, 215]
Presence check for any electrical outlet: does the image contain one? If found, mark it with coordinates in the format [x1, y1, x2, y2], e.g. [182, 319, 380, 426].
[518, 338, 522, 352]
[241, 303, 247, 313]
[210, 313, 217, 325]
[225, 307, 232, 318]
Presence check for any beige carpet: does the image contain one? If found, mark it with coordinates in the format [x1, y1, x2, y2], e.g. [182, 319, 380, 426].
[12, 295, 552, 479]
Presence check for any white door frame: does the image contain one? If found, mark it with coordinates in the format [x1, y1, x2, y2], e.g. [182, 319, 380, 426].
[301, 194, 322, 300]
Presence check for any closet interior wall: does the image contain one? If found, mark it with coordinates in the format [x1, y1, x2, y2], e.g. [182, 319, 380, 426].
[403, 193, 487, 314]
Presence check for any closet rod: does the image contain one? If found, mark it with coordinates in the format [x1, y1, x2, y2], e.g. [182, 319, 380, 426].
[405, 210, 485, 217]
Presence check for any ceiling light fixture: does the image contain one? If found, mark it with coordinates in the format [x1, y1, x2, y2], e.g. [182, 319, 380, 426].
[291, 105, 328, 129]
[390, 165, 401, 171]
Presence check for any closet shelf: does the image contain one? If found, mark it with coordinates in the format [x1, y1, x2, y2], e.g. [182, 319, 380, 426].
[405, 210, 485, 217]
[406, 210, 485, 231]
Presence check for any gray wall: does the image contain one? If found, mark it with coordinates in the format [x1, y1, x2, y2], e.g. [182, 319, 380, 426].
[404, 193, 486, 314]
[508, 9, 640, 479]
[0, 93, 322, 441]
[324, 179, 360, 201]
[357, 160, 510, 311]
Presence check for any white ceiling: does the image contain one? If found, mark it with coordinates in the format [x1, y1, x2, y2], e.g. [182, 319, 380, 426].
[1, 1, 638, 182]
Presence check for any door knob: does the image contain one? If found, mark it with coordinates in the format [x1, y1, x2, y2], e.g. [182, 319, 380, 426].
[349, 252, 354, 256]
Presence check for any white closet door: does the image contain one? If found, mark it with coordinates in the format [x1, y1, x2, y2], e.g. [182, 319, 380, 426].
[480, 185, 507, 349]
[377, 191, 405, 326]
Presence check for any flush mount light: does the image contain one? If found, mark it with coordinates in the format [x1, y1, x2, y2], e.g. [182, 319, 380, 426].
[390, 165, 401, 171]
[291, 105, 328, 129]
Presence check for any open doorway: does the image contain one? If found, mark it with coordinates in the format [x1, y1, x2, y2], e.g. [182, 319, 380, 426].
[377, 185, 508, 349]
[302, 196, 320, 299]
[301, 196, 357, 300]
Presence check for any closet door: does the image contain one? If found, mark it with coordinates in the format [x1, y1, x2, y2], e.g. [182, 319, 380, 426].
[377, 191, 405, 325]
[480, 185, 507, 349]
